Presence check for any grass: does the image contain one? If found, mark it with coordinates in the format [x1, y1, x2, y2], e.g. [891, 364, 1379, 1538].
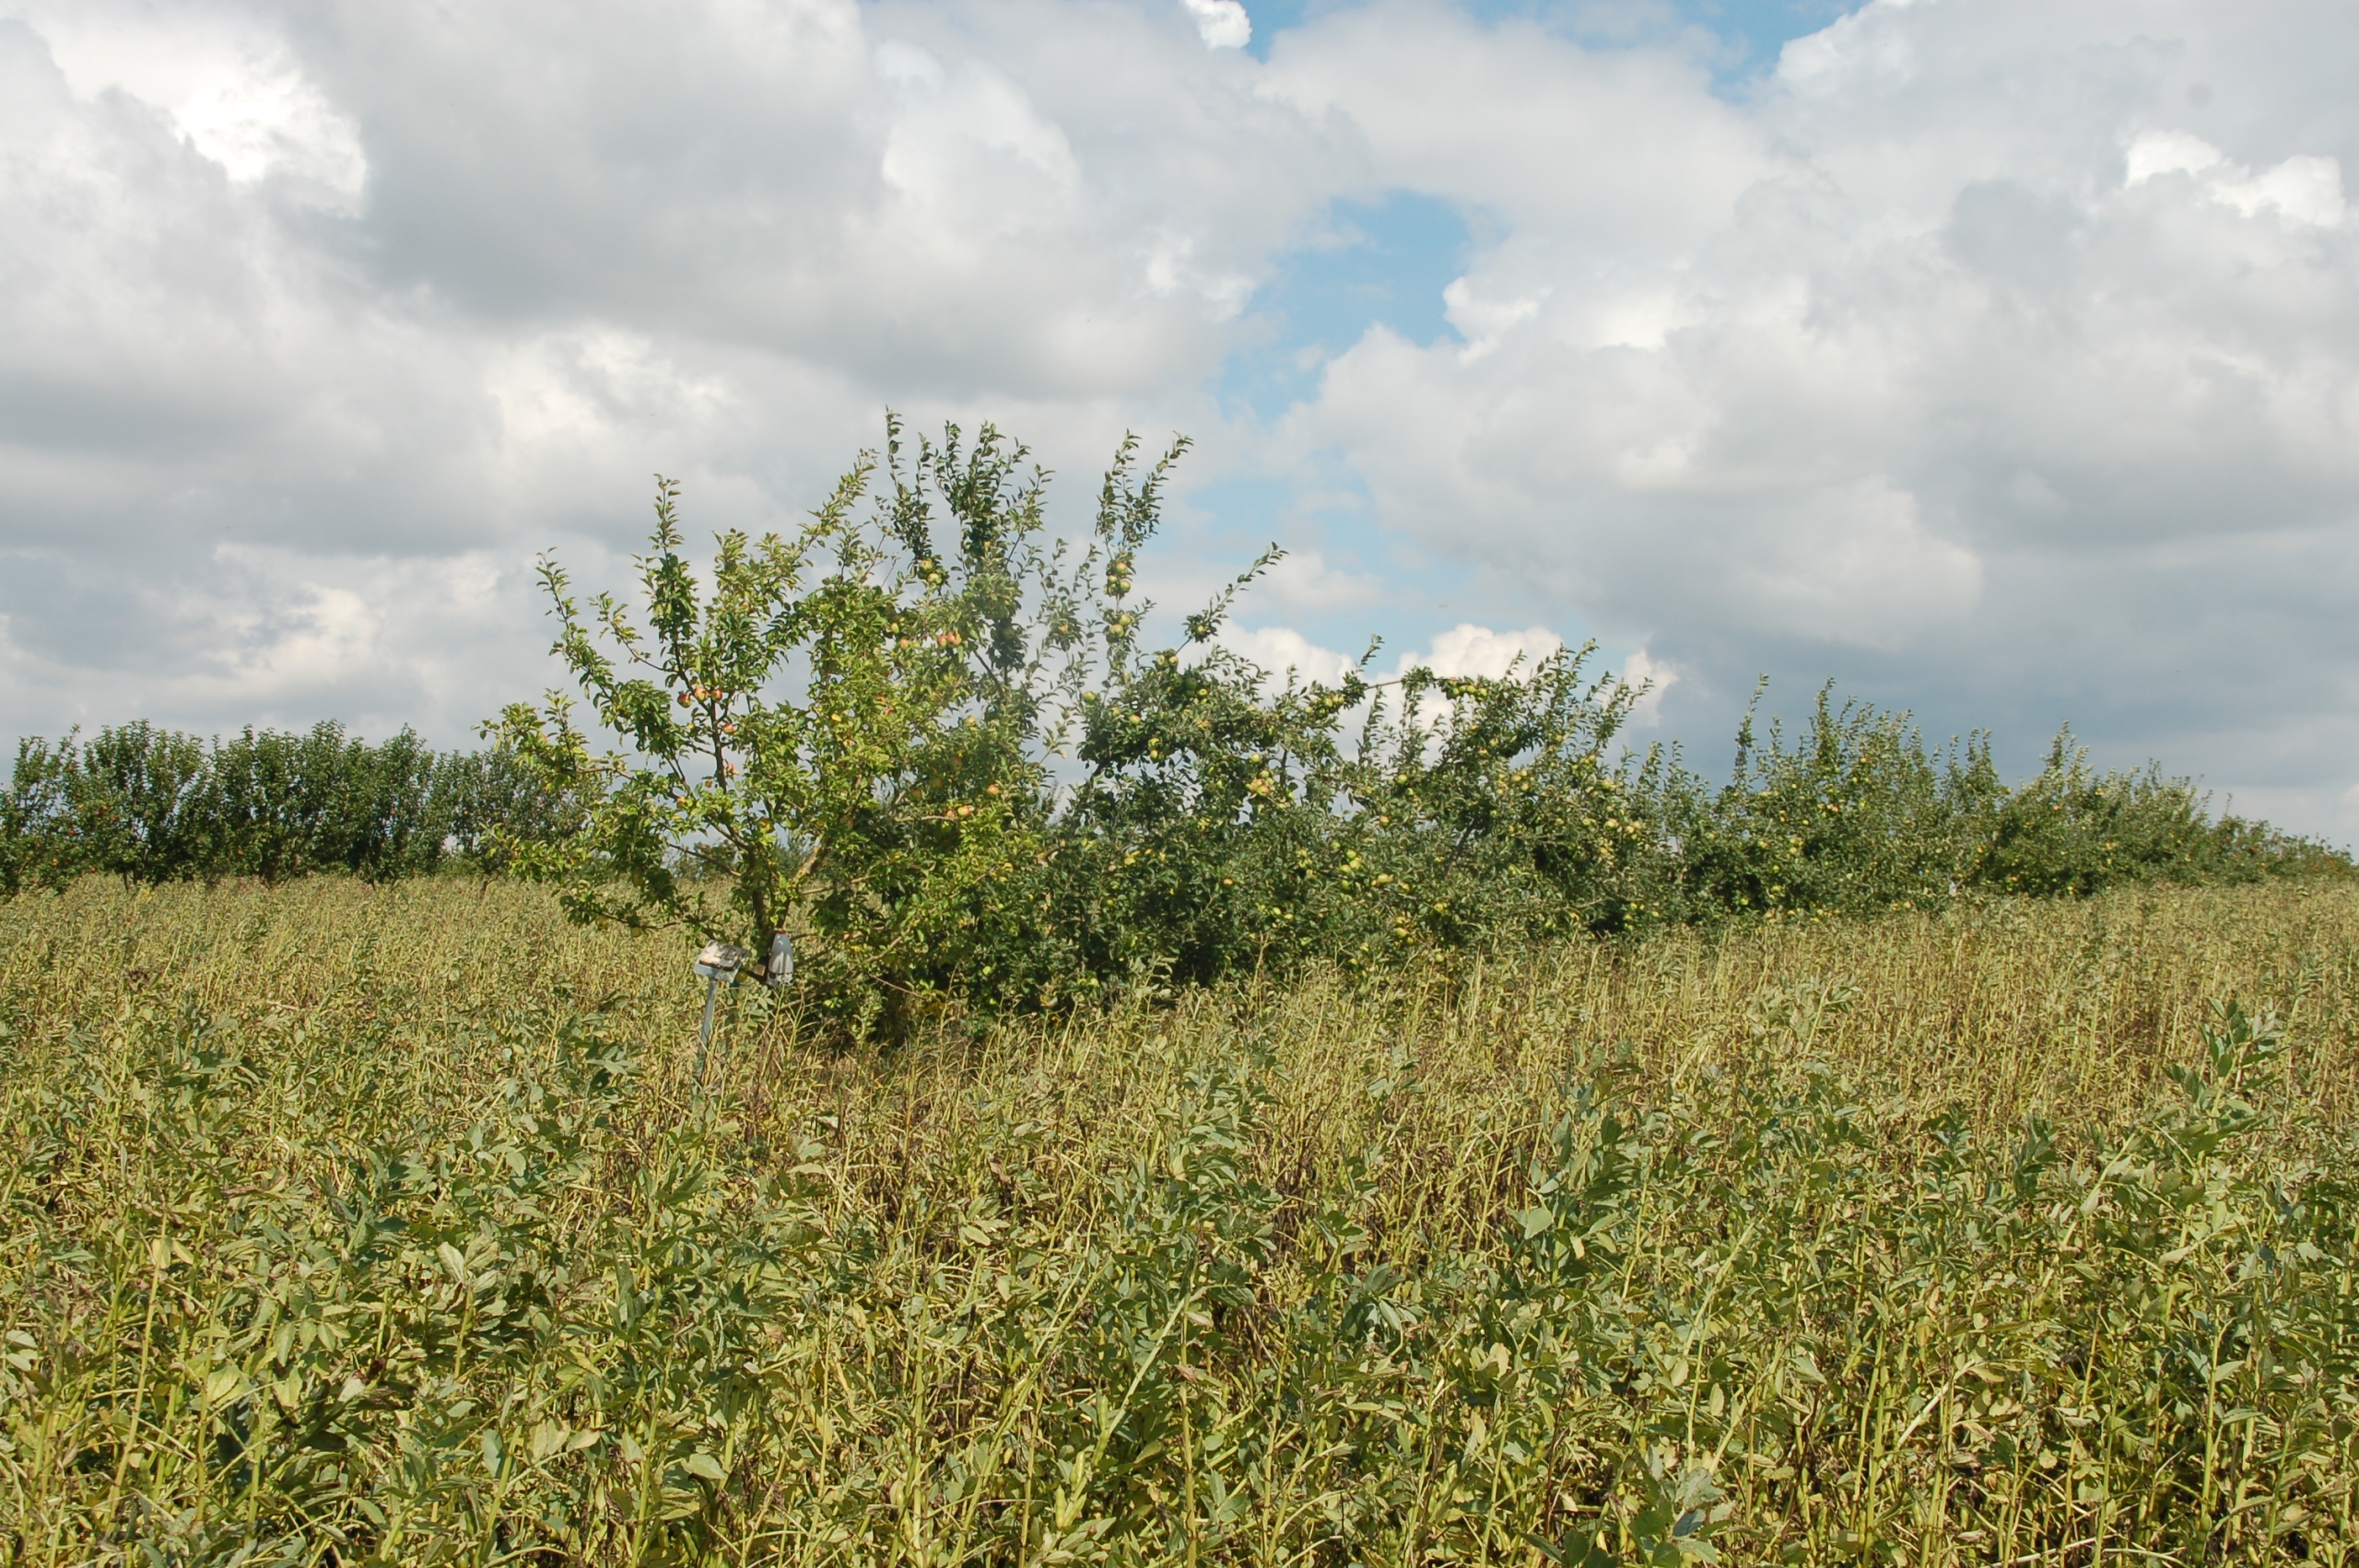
[3, 875, 2357, 1564]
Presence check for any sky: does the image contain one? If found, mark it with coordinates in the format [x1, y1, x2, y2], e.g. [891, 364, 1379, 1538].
[1, 0, 2354, 844]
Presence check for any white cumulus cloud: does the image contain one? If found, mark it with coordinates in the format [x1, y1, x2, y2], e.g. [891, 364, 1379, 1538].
[0, 0, 2353, 846]
[2125, 130, 2347, 228]
[1180, 0, 1250, 51]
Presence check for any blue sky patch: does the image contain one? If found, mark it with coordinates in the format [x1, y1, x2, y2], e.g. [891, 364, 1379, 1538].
[1220, 190, 1472, 423]
[1241, 0, 1867, 79]
[1680, 0, 1866, 76]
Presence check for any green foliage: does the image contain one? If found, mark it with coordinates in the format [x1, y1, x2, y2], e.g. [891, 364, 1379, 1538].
[201, 722, 445, 883]
[1045, 622, 1366, 994]
[0, 736, 80, 895]
[490, 417, 2343, 1039]
[1664, 684, 1993, 917]
[7, 878, 2359, 1562]
[0, 722, 580, 893]
[1970, 729, 2327, 895]
[76, 722, 213, 885]
[489, 420, 1172, 1036]
[1643, 688, 2344, 923]
[433, 743, 594, 877]
[1342, 651, 1677, 942]
[6, 418, 2347, 1037]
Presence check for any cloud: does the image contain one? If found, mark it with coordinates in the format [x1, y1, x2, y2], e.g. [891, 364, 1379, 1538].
[0, 541, 552, 740]
[16, 0, 365, 203]
[0, 0, 1332, 696]
[1256, 549, 1386, 614]
[1218, 619, 1567, 689]
[1261, 0, 2359, 837]
[1179, 0, 1250, 51]
[1413, 623, 1564, 682]
[0, 0, 2353, 848]
[2123, 129, 2348, 228]
[1618, 648, 1678, 726]
[1217, 624, 1356, 685]
[1215, 616, 1684, 759]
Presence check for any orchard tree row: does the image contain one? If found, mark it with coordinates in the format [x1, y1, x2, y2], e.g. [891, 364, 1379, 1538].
[6, 419, 2342, 1036]
[481, 418, 2345, 1038]
[1, 720, 584, 892]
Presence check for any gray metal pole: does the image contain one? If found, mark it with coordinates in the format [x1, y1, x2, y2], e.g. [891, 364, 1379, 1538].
[697, 974, 720, 1082]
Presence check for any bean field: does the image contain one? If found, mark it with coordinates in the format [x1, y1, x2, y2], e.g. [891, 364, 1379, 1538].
[4, 877, 2358, 1563]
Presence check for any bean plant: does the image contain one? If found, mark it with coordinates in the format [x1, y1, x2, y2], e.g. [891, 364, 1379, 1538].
[5, 877, 2358, 1562]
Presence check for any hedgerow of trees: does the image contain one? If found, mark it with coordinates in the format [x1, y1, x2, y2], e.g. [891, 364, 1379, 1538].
[0, 721, 585, 893]
[4, 417, 2345, 1037]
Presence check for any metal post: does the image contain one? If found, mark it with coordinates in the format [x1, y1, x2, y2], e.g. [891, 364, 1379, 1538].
[690, 941, 749, 1088]
[697, 974, 721, 1082]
